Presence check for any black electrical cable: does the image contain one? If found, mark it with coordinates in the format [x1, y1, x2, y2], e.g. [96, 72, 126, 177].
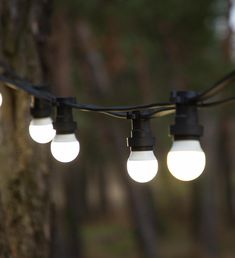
[81, 107, 177, 120]
[104, 112, 128, 119]
[63, 100, 174, 112]
[148, 107, 176, 118]
[1, 68, 235, 120]
[194, 70, 235, 102]
[0, 74, 175, 118]
[0, 75, 56, 102]
[197, 96, 235, 107]
[83, 110, 128, 119]
[0, 72, 175, 113]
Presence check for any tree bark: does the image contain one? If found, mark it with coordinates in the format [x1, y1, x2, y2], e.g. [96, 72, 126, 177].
[0, 1, 53, 257]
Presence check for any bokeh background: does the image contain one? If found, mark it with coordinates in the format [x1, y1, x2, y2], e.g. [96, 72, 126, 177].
[1, 0, 235, 258]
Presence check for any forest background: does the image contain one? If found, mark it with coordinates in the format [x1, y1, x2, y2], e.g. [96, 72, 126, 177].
[0, 0, 235, 258]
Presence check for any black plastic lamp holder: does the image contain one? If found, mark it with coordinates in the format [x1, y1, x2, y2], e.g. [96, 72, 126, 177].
[169, 91, 203, 140]
[127, 111, 155, 151]
[30, 86, 52, 118]
[53, 97, 77, 134]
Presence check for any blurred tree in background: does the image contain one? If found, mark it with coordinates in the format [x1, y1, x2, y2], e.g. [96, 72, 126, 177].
[0, 1, 52, 258]
[1, 0, 235, 258]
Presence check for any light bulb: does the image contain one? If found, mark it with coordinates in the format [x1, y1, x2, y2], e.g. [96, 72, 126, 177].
[29, 117, 55, 144]
[0, 93, 2, 107]
[127, 151, 158, 183]
[50, 133, 80, 163]
[167, 140, 206, 181]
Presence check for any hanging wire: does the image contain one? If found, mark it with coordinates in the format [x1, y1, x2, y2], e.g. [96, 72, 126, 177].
[0, 75, 56, 102]
[192, 70, 235, 102]
[63, 100, 174, 113]
[88, 111, 128, 119]
[197, 96, 235, 107]
[1, 64, 235, 119]
[148, 107, 176, 118]
[0, 73, 175, 119]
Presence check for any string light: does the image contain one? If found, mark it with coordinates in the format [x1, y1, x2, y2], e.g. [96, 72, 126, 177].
[126, 112, 158, 183]
[0, 70, 235, 182]
[167, 140, 206, 181]
[0, 92, 2, 107]
[127, 151, 158, 183]
[50, 98, 80, 163]
[167, 91, 206, 181]
[29, 117, 55, 144]
[29, 93, 55, 143]
[51, 134, 80, 163]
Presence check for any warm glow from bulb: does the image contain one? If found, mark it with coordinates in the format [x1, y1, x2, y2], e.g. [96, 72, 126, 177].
[167, 140, 206, 181]
[50, 134, 80, 163]
[29, 117, 55, 144]
[127, 151, 158, 183]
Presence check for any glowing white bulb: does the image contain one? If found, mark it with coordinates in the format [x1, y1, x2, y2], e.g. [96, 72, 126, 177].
[0, 93, 2, 107]
[50, 134, 80, 163]
[29, 117, 56, 144]
[127, 151, 158, 183]
[167, 140, 206, 181]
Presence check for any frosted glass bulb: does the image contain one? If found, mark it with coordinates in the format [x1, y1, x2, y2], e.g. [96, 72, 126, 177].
[167, 140, 206, 181]
[50, 134, 80, 163]
[29, 117, 56, 144]
[127, 151, 158, 183]
[0, 93, 2, 107]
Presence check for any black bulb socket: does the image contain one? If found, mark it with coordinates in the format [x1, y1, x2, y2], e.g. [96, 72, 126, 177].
[169, 91, 203, 141]
[53, 97, 77, 135]
[127, 111, 155, 151]
[30, 87, 52, 118]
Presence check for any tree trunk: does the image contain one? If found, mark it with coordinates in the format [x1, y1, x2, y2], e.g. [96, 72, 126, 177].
[0, 1, 53, 257]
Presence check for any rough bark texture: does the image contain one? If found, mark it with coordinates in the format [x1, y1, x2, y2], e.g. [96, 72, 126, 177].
[0, 1, 52, 257]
